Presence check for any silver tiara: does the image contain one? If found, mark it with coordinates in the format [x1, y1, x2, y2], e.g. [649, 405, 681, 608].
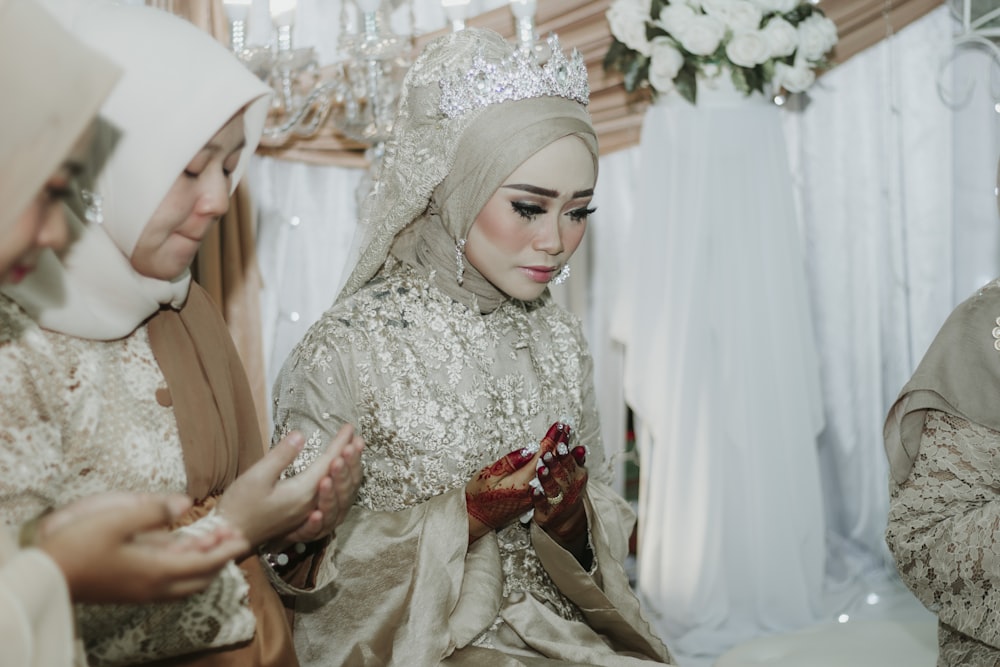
[438, 34, 590, 119]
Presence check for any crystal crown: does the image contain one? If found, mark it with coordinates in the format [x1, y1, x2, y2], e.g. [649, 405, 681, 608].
[438, 34, 590, 118]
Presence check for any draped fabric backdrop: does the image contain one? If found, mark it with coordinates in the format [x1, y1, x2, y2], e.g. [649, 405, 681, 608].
[611, 75, 828, 660]
[604, 6, 1000, 664]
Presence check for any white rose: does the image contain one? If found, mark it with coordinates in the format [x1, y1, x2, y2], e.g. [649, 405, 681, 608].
[701, 0, 762, 33]
[656, 3, 698, 36]
[607, 0, 653, 56]
[725, 30, 771, 67]
[796, 13, 838, 61]
[648, 37, 685, 91]
[748, 0, 799, 13]
[760, 17, 797, 58]
[774, 59, 816, 92]
[674, 14, 726, 55]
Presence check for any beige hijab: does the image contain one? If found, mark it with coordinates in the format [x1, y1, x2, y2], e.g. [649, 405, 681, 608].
[0, 0, 120, 236]
[2, 1, 270, 340]
[884, 280, 1000, 484]
[341, 29, 598, 312]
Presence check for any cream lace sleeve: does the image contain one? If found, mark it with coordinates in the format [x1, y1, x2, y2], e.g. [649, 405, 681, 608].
[268, 331, 360, 595]
[78, 534, 254, 667]
[0, 314, 255, 666]
[886, 409, 1000, 651]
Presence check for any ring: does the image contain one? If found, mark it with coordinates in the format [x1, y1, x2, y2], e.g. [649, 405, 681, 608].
[547, 490, 564, 506]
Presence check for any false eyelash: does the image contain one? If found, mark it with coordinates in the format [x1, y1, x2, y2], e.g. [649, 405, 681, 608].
[511, 201, 546, 219]
[569, 206, 597, 221]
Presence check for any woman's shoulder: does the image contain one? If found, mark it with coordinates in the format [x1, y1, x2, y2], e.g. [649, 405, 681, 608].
[933, 279, 1000, 347]
[0, 296, 81, 389]
[0, 295, 36, 347]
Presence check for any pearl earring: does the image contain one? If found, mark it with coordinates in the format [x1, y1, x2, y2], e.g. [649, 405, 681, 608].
[550, 264, 571, 285]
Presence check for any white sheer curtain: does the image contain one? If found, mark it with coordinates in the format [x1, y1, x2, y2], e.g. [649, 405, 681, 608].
[605, 6, 1000, 665]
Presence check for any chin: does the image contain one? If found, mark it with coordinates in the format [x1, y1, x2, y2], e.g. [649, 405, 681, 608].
[505, 284, 548, 302]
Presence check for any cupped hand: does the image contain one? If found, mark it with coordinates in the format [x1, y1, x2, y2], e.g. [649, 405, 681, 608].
[36, 492, 248, 604]
[530, 422, 589, 549]
[279, 424, 364, 546]
[218, 425, 363, 551]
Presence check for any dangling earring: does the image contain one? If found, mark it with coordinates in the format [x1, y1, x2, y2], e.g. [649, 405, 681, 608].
[455, 238, 467, 285]
[80, 189, 104, 225]
[550, 264, 571, 285]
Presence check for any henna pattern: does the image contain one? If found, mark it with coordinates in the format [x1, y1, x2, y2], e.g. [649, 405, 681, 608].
[466, 487, 532, 529]
[466, 446, 536, 531]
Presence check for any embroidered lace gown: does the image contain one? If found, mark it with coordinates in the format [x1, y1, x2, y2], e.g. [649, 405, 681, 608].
[272, 259, 671, 666]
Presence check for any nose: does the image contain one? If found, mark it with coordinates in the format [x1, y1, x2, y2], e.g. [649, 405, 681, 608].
[532, 214, 564, 256]
[36, 202, 70, 254]
[196, 169, 231, 219]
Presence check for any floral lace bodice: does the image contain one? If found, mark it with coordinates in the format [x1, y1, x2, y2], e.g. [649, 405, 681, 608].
[273, 260, 607, 627]
[0, 296, 252, 666]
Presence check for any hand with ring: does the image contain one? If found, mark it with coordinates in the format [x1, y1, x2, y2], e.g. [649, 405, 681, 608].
[465, 444, 539, 544]
[530, 421, 589, 553]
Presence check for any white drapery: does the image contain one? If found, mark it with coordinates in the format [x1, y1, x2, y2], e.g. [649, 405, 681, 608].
[610, 72, 828, 659]
[600, 6, 1000, 664]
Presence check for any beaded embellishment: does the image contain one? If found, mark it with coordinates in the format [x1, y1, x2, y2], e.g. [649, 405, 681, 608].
[438, 34, 589, 119]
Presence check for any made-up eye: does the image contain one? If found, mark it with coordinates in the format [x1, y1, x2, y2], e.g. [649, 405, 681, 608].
[568, 206, 596, 222]
[511, 201, 546, 220]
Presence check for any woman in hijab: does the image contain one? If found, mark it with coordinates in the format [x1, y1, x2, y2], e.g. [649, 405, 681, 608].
[0, 1, 254, 665]
[273, 28, 671, 666]
[884, 161, 1000, 666]
[0, 3, 363, 666]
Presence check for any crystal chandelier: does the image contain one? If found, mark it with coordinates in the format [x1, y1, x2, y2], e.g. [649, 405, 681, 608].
[223, 0, 410, 160]
[223, 0, 549, 158]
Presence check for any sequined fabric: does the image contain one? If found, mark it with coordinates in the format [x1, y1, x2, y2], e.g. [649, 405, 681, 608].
[0, 296, 254, 666]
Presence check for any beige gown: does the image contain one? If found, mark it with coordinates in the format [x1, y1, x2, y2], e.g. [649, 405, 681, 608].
[274, 259, 672, 666]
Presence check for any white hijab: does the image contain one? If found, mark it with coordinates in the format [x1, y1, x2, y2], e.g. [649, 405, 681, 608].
[3, 2, 271, 340]
[0, 0, 120, 237]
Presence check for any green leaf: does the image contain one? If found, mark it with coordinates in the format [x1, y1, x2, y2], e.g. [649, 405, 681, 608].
[730, 66, 750, 94]
[623, 57, 651, 93]
[746, 66, 766, 94]
[675, 66, 697, 104]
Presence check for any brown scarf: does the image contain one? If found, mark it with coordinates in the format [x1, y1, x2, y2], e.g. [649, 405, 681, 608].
[146, 283, 298, 667]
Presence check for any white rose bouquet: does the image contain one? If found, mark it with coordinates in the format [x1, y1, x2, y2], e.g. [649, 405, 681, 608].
[604, 0, 838, 103]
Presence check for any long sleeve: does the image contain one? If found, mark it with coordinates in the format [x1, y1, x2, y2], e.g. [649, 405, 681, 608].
[886, 408, 1000, 663]
[0, 301, 256, 665]
[0, 528, 78, 667]
[77, 518, 254, 667]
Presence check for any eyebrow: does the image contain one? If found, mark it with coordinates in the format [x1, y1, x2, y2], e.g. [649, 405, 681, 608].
[502, 184, 594, 199]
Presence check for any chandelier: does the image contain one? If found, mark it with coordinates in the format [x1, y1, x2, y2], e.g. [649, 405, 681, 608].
[222, 0, 545, 159]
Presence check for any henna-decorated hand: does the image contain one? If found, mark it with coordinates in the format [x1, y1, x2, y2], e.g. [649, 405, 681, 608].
[464, 445, 537, 543]
[531, 422, 590, 555]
